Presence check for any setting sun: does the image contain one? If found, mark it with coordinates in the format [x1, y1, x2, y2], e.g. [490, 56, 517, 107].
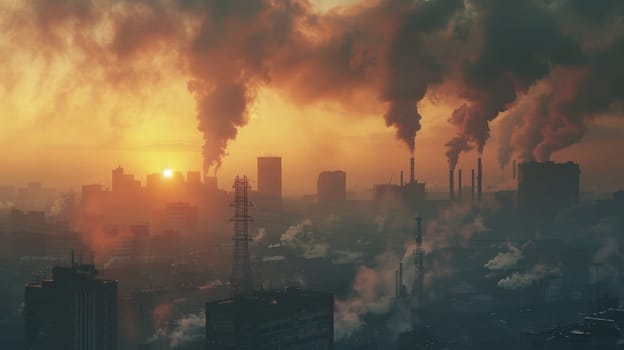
[162, 168, 173, 178]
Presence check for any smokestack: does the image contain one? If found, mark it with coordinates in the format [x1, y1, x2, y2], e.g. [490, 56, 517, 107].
[400, 171, 404, 187]
[395, 270, 399, 298]
[512, 159, 517, 180]
[478, 157, 483, 201]
[413, 217, 424, 337]
[399, 262, 404, 297]
[458, 169, 463, 202]
[410, 157, 415, 184]
[449, 168, 455, 200]
[471, 169, 475, 201]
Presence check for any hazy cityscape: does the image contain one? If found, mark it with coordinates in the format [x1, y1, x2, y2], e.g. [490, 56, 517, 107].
[1, 0, 623, 349]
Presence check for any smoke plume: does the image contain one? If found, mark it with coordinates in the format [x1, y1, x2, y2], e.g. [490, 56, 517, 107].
[484, 243, 522, 271]
[497, 264, 560, 290]
[446, 0, 584, 165]
[150, 311, 205, 348]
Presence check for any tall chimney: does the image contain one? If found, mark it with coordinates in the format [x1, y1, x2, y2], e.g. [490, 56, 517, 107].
[449, 168, 455, 200]
[395, 270, 399, 298]
[477, 157, 483, 201]
[471, 169, 475, 201]
[410, 157, 415, 184]
[399, 262, 404, 297]
[512, 159, 517, 180]
[400, 171, 404, 187]
[458, 169, 463, 202]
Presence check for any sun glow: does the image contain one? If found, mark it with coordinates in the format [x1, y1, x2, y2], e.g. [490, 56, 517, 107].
[162, 168, 173, 178]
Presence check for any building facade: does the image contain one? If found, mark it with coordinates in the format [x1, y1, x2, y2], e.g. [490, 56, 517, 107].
[317, 171, 346, 203]
[24, 261, 118, 350]
[206, 288, 334, 350]
[517, 161, 580, 219]
[257, 157, 282, 199]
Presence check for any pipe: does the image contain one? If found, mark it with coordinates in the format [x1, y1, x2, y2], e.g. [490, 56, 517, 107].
[410, 157, 415, 184]
[471, 169, 475, 201]
[449, 168, 455, 200]
[458, 169, 463, 202]
[478, 157, 483, 201]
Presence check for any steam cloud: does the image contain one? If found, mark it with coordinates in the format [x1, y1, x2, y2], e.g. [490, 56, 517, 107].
[280, 219, 330, 259]
[151, 311, 205, 348]
[484, 243, 522, 271]
[497, 264, 560, 290]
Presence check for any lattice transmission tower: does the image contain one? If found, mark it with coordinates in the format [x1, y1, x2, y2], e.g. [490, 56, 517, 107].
[230, 175, 253, 296]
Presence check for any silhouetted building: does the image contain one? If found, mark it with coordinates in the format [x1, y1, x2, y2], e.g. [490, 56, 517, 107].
[517, 161, 580, 219]
[205, 176, 218, 191]
[164, 202, 199, 236]
[24, 259, 117, 350]
[112, 166, 141, 193]
[205, 288, 334, 350]
[373, 184, 403, 212]
[187, 171, 202, 186]
[257, 156, 282, 199]
[317, 171, 346, 203]
[10, 208, 45, 230]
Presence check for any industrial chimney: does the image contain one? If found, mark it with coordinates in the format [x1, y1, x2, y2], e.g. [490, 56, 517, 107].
[399, 262, 404, 298]
[410, 157, 415, 184]
[471, 169, 475, 201]
[458, 169, 463, 202]
[449, 168, 455, 200]
[477, 157, 483, 201]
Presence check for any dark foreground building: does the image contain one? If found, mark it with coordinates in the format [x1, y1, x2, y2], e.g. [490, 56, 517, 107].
[24, 259, 118, 350]
[205, 288, 334, 350]
[517, 161, 580, 219]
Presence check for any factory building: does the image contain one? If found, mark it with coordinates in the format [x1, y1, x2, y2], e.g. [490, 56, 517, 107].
[517, 161, 580, 218]
[373, 157, 425, 211]
[317, 171, 347, 203]
[205, 288, 334, 350]
[24, 257, 118, 350]
[257, 156, 282, 199]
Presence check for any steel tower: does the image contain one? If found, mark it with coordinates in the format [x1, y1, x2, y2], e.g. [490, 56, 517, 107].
[230, 175, 253, 296]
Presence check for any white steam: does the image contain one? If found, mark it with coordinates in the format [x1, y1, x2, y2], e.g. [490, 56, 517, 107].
[151, 311, 205, 348]
[484, 243, 523, 270]
[497, 264, 560, 290]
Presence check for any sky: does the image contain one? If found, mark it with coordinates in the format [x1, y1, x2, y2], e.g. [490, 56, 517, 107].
[0, 0, 623, 195]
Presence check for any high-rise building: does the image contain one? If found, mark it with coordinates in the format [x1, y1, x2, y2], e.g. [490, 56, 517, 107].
[165, 202, 199, 237]
[205, 288, 334, 350]
[317, 171, 347, 203]
[517, 161, 580, 219]
[112, 166, 140, 193]
[257, 156, 282, 199]
[24, 259, 118, 350]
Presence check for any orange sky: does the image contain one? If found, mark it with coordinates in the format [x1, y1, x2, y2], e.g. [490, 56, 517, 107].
[0, 0, 623, 195]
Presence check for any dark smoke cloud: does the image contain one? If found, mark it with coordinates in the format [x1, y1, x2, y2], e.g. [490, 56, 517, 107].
[2, 0, 469, 171]
[498, 34, 624, 164]
[446, 0, 584, 165]
[3, 0, 623, 169]
[380, 0, 464, 152]
[533, 38, 624, 161]
[445, 133, 473, 170]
